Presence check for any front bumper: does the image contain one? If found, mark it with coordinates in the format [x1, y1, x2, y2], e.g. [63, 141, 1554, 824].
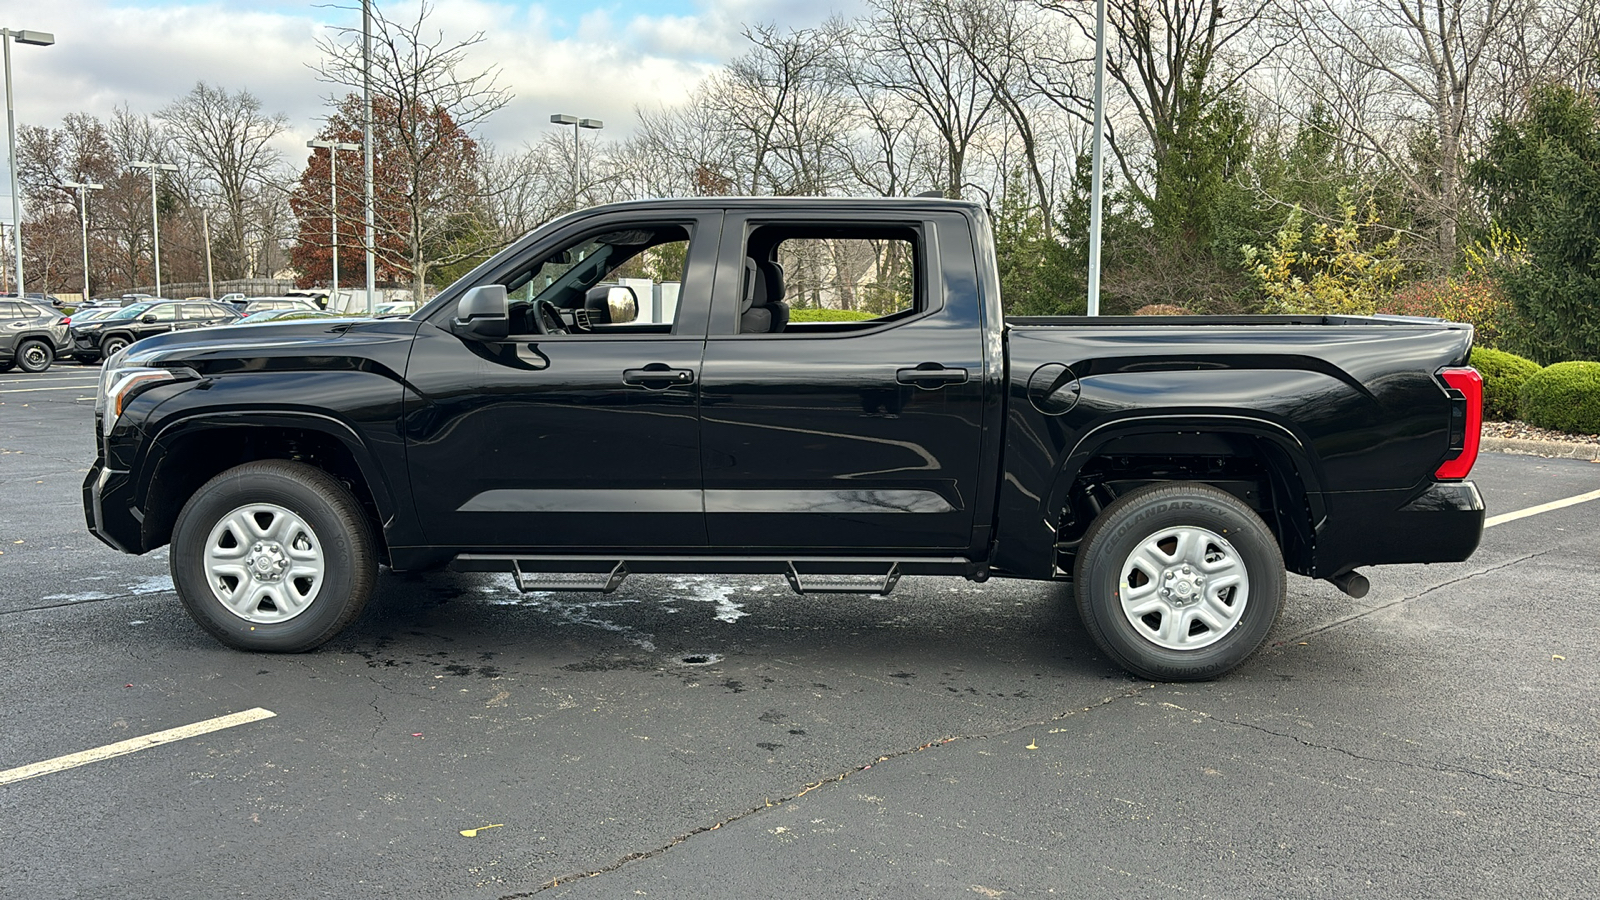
[83, 459, 142, 554]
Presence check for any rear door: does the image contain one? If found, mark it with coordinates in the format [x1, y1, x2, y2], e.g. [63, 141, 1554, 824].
[697, 210, 989, 553]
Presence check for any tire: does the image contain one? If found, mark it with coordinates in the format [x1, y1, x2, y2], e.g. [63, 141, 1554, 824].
[170, 460, 377, 652]
[16, 338, 53, 373]
[101, 334, 131, 358]
[1074, 482, 1285, 681]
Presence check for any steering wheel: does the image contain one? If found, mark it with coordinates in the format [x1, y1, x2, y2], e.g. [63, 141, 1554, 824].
[534, 300, 568, 335]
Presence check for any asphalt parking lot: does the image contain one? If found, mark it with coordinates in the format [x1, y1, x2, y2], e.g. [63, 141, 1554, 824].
[2, 363, 1597, 899]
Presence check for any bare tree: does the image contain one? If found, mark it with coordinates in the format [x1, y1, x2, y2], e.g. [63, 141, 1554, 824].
[1041, 0, 1278, 224]
[156, 82, 289, 279]
[1286, 0, 1522, 269]
[315, 0, 511, 298]
[852, 0, 1003, 198]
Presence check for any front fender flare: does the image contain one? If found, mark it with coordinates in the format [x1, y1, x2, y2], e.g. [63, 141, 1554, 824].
[140, 410, 399, 526]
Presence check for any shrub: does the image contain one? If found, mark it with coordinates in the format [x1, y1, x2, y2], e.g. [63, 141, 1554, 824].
[1381, 278, 1513, 348]
[1134, 304, 1190, 316]
[789, 308, 876, 323]
[1469, 347, 1541, 421]
[1242, 198, 1402, 315]
[1517, 361, 1600, 435]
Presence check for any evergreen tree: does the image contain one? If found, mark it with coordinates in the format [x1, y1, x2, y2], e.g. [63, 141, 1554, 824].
[1474, 86, 1600, 364]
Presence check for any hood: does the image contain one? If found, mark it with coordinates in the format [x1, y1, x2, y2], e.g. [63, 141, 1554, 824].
[122, 317, 426, 371]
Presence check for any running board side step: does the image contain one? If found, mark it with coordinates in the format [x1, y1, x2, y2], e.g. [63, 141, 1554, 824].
[785, 561, 900, 596]
[512, 560, 630, 594]
[455, 555, 981, 596]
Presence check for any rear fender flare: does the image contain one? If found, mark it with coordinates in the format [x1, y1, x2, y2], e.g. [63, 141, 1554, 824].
[1044, 414, 1328, 528]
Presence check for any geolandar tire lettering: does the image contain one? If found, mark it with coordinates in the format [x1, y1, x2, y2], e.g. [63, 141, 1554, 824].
[1074, 482, 1286, 681]
[170, 460, 377, 652]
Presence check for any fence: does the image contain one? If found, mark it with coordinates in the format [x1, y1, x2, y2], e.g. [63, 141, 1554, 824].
[116, 279, 298, 299]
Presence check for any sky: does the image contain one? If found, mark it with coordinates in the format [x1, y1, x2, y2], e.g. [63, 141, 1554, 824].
[2, 0, 863, 171]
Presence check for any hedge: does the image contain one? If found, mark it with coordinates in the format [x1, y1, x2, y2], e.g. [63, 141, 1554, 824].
[788, 308, 877, 322]
[1517, 361, 1600, 435]
[1470, 347, 1542, 421]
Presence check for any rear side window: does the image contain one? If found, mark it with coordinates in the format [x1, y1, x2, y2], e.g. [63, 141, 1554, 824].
[0, 302, 23, 318]
[739, 224, 923, 335]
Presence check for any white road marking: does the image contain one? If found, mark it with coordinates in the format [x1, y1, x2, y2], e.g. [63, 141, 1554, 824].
[0, 384, 102, 393]
[0, 708, 276, 786]
[1485, 487, 1600, 529]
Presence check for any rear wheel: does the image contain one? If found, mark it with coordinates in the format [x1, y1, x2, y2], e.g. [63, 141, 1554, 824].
[16, 339, 52, 373]
[1074, 482, 1285, 681]
[171, 460, 377, 652]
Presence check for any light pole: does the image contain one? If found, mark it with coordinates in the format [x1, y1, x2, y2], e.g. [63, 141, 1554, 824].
[62, 180, 104, 302]
[201, 207, 214, 299]
[362, 0, 375, 316]
[3, 27, 55, 298]
[550, 114, 602, 210]
[130, 160, 179, 297]
[308, 139, 360, 310]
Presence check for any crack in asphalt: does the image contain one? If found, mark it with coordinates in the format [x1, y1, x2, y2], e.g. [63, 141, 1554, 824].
[498, 684, 1152, 897]
[1199, 709, 1600, 803]
[1287, 551, 1547, 642]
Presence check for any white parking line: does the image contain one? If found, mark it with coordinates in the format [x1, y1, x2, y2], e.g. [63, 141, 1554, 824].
[0, 384, 102, 394]
[0, 708, 276, 786]
[1485, 487, 1600, 529]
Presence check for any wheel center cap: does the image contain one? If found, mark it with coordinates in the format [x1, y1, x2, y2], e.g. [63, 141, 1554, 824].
[247, 542, 288, 582]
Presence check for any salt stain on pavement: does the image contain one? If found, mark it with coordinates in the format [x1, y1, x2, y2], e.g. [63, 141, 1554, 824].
[40, 574, 174, 604]
[668, 576, 750, 624]
[476, 579, 659, 652]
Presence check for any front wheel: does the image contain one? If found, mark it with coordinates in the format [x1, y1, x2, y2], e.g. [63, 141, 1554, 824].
[171, 460, 377, 651]
[1074, 482, 1285, 681]
[100, 334, 131, 358]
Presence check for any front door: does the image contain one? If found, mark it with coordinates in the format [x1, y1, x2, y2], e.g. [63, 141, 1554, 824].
[403, 213, 719, 551]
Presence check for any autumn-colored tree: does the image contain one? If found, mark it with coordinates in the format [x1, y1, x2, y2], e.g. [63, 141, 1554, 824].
[290, 94, 486, 295]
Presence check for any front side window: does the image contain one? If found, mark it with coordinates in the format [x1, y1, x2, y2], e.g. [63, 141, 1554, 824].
[502, 223, 692, 335]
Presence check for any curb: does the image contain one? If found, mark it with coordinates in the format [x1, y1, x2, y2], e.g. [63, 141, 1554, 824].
[1482, 436, 1600, 460]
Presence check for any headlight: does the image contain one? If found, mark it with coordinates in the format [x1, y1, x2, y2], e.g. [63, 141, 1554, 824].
[96, 348, 197, 431]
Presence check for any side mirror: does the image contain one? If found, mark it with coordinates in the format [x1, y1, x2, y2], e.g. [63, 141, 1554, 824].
[451, 284, 509, 340]
[605, 286, 639, 324]
[141, 314, 158, 324]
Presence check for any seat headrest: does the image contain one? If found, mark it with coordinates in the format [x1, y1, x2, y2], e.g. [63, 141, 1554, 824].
[758, 260, 786, 304]
[742, 258, 759, 313]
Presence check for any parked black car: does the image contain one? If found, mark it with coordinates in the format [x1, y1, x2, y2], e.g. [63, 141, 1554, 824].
[69, 299, 240, 363]
[0, 298, 71, 373]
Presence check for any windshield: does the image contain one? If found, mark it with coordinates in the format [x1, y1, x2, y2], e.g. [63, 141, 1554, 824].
[107, 303, 155, 320]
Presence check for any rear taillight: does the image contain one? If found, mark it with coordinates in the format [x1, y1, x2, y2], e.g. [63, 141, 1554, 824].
[1435, 367, 1483, 480]
[62, 317, 71, 325]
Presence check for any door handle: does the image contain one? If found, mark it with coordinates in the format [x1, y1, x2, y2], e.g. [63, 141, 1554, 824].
[622, 364, 696, 389]
[896, 363, 969, 389]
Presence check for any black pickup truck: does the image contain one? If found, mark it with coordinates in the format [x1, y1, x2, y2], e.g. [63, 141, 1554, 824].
[84, 198, 1485, 679]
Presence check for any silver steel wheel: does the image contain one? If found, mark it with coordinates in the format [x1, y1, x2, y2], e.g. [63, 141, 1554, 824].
[102, 336, 129, 357]
[1118, 525, 1249, 651]
[203, 503, 326, 623]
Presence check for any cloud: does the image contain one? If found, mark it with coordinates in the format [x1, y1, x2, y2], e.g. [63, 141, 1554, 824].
[5, 0, 868, 158]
